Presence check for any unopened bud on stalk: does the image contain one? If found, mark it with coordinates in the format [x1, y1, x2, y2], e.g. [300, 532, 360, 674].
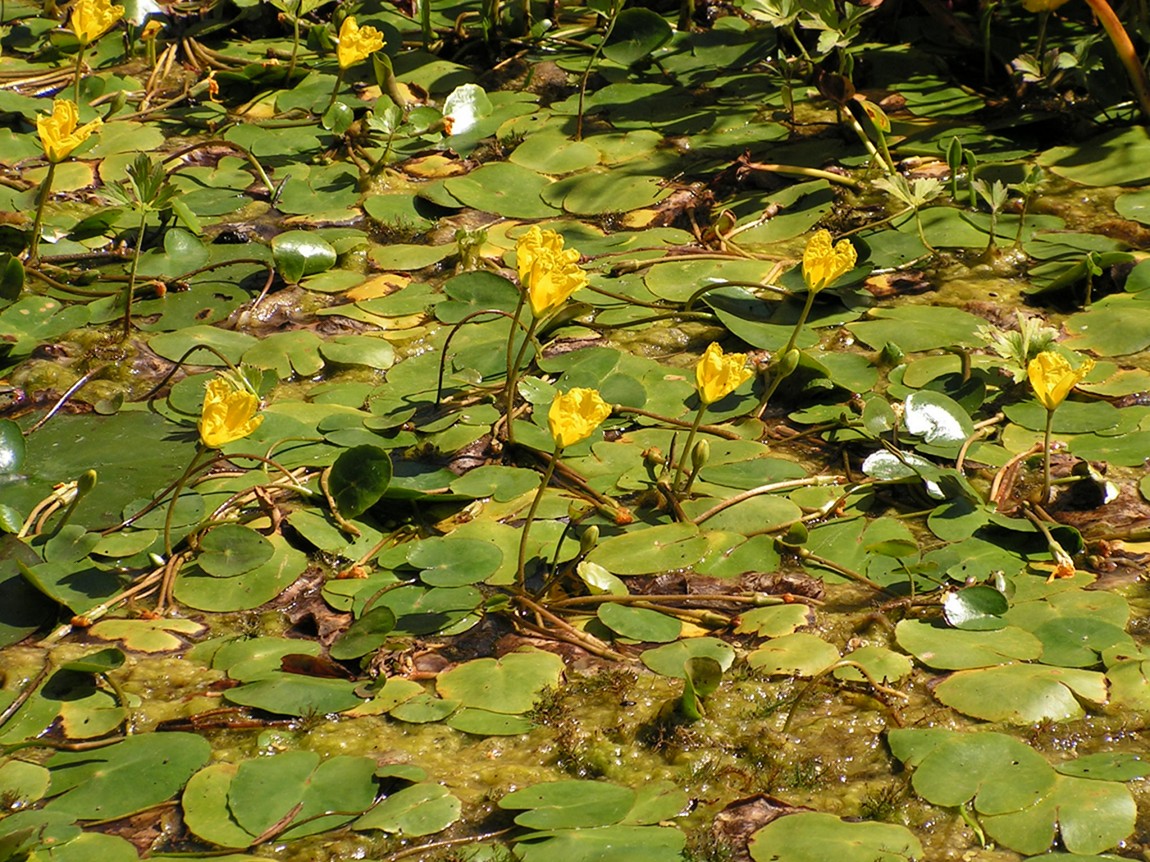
[579, 525, 599, 556]
[691, 439, 709, 475]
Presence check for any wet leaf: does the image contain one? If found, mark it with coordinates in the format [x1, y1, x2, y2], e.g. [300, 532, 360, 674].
[501, 780, 634, 829]
[746, 633, 839, 677]
[329, 445, 392, 519]
[197, 524, 274, 578]
[435, 649, 564, 714]
[597, 603, 682, 642]
[933, 664, 1106, 723]
[895, 619, 1043, 669]
[354, 783, 462, 836]
[748, 812, 923, 862]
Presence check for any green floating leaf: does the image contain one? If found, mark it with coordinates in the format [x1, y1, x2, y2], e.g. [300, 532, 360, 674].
[746, 632, 840, 677]
[1039, 125, 1150, 186]
[435, 649, 564, 714]
[895, 619, 1043, 669]
[734, 604, 814, 637]
[585, 523, 708, 575]
[983, 774, 1135, 857]
[597, 603, 681, 643]
[406, 536, 503, 586]
[59, 647, 125, 674]
[515, 824, 686, 862]
[0, 759, 50, 809]
[641, 637, 736, 679]
[446, 708, 534, 736]
[833, 646, 913, 684]
[933, 663, 1107, 723]
[748, 812, 923, 862]
[329, 445, 392, 519]
[889, 729, 1055, 816]
[943, 585, 1009, 631]
[0, 419, 25, 475]
[1056, 753, 1150, 781]
[45, 732, 211, 821]
[197, 524, 274, 578]
[903, 390, 973, 450]
[329, 605, 398, 661]
[229, 751, 320, 838]
[88, 618, 206, 653]
[223, 676, 363, 717]
[500, 780, 635, 829]
[602, 8, 673, 66]
[175, 535, 307, 612]
[848, 305, 986, 352]
[354, 783, 462, 836]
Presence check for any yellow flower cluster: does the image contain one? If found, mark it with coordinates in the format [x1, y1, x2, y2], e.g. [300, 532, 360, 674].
[70, 0, 125, 46]
[695, 343, 752, 405]
[337, 16, 385, 69]
[516, 225, 588, 317]
[802, 229, 857, 293]
[36, 99, 101, 163]
[548, 387, 611, 449]
[1027, 350, 1094, 411]
[199, 376, 263, 448]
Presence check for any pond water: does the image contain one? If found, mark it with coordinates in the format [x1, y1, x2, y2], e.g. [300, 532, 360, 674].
[3, 1, 1150, 861]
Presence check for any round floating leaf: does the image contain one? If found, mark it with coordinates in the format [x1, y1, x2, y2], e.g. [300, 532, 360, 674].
[1063, 296, 1150, 357]
[641, 637, 736, 679]
[747, 633, 840, 677]
[557, 171, 667, 216]
[443, 162, 558, 218]
[848, 306, 986, 352]
[390, 693, 460, 723]
[833, 646, 913, 684]
[933, 664, 1107, 723]
[354, 783, 462, 836]
[500, 780, 634, 829]
[446, 707, 534, 736]
[515, 824, 686, 862]
[59, 647, 125, 674]
[889, 729, 1055, 816]
[175, 535, 307, 612]
[1039, 126, 1150, 186]
[943, 585, 1009, 631]
[88, 618, 206, 653]
[748, 812, 923, 862]
[983, 775, 1135, 857]
[228, 751, 320, 838]
[597, 603, 681, 643]
[586, 523, 708, 575]
[0, 420, 24, 475]
[329, 606, 398, 660]
[895, 619, 1043, 669]
[224, 676, 363, 717]
[1057, 753, 1150, 781]
[44, 732, 211, 821]
[904, 390, 974, 449]
[182, 763, 258, 849]
[435, 649, 564, 714]
[734, 604, 814, 637]
[406, 537, 503, 586]
[329, 445, 392, 519]
[602, 8, 673, 67]
[197, 524, 274, 578]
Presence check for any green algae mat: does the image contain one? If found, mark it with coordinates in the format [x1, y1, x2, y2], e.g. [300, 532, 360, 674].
[4, 0, 1150, 860]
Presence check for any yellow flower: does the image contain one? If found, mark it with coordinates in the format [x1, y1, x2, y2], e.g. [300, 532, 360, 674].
[36, 99, 102, 163]
[69, 0, 126, 45]
[695, 342, 753, 405]
[198, 376, 263, 448]
[802, 229, 857, 293]
[548, 387, 611, 449]
[516, 225, 588, 317]
[1022, 0, 1070, 11]
[337, 16, 385, 69]
[1027, 350, 1094, 411]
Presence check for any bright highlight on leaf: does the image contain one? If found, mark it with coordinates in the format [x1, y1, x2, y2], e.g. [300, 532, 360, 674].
[695, 342, 753, 405]
[336, 16, 385, 68]
[69, 0, 125, 45]
[548, 387, 610, 448]
[1027, 350, 1095, 410]
[516, 225, 588, 317]
[198, 376, 263, 448]
[801, 229, 857, 293]
[36, 100, 101, 163]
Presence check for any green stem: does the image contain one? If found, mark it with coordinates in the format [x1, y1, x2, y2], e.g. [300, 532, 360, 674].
[672, 402, 708, 493]
[574, 0, 623, 140]
[504, 309, 537, 446]
[287, 3, 300, 82]
[73, 46, 85, 105]
[326, 68, 345, 114]
[1041, 406, 1054, 505]
[120, 209, 148, 341]
[782, 286, 817, 356]
[1035, 10, 1050, 75]
[27, 161, 57, 263]
[164, 445, 212, 557]
[516, 444, 561, 592]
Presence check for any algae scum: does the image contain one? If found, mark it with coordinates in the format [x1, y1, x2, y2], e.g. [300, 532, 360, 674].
[7, 0, 1150, 859]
